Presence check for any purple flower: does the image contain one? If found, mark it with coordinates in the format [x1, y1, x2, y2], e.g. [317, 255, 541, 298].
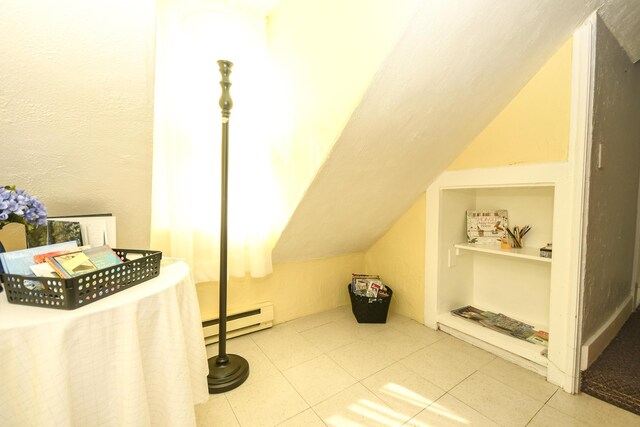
[0, 185, 47, 231]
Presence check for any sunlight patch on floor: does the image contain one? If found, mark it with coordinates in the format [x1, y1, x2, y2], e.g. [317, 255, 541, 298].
[415, 402, 471, 426]
[380, 382, 436, 408]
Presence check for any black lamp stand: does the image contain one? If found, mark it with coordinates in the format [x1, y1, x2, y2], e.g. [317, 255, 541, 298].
[207, 60, 250, 393]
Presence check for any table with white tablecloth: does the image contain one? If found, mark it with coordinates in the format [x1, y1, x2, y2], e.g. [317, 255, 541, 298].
[0, 260, 209, 427]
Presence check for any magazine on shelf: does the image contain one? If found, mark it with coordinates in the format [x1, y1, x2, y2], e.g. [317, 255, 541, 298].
[450, 304, 548, 346]
[466, 210, 509, 245]
[479, 313, 534, 333]
[450, 305, 496, 322]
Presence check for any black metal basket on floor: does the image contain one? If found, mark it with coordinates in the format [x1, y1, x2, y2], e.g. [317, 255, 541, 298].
[1, 249, 162, 310]
[348, 283, 393, 323]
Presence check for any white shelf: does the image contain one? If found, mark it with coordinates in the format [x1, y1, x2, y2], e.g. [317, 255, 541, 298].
[437, 313, 549, 367]
[454, 243, 551, 263]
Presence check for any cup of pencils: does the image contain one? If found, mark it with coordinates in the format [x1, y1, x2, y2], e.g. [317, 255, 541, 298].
[506, 225, 531, 248]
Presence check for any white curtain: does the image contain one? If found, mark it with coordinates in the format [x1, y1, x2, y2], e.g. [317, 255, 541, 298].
[151, 0, 286, 282]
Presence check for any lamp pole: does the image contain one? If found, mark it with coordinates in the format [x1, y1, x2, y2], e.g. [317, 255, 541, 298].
[207, 59, 250, 393]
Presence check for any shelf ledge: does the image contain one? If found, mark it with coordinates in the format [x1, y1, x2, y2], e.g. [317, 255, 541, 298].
[437, 313, 549, 367]
[454, 243, 551, 263]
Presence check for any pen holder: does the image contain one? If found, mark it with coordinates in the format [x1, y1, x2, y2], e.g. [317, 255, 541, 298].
[507, 225, 530, 249]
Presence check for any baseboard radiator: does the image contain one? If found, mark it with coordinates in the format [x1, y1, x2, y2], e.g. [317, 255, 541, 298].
[202, 302, 273, 345]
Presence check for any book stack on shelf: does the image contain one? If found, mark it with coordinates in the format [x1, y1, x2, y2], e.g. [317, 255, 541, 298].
[451, 305, 549, 347]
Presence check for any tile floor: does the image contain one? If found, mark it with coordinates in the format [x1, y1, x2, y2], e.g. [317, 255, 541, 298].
[195, 306, 640, 426]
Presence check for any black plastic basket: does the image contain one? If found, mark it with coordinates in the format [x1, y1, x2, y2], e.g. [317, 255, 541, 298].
[348, 283, 393, 323]
[0, 249, 162, 310]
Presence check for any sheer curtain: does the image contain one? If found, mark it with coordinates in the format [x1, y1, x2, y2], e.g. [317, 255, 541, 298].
[151, 0, 286, 282]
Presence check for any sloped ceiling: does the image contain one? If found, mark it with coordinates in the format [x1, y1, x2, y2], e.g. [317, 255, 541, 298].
[599, 0, 640, 63]
[273, 0, 610, 262]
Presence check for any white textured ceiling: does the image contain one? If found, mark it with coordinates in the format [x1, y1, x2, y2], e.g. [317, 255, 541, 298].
[599, 0, 640, 62]
[273, 0, 609, 262]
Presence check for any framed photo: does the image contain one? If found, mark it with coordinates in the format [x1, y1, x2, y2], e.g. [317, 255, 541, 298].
[466, 210, 508, 244]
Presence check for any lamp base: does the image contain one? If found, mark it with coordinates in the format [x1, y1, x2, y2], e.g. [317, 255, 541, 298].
[207, 354, 250, 393]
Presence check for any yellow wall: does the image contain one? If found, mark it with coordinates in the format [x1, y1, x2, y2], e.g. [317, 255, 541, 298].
[365, 194, 426, 322]
[197, 253, 364, 324]
[448, 37, 573, 170]
[364, 38, 574, 323]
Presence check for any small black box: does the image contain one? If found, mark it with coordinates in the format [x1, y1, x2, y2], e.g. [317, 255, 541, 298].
[540, 244, 552, 258]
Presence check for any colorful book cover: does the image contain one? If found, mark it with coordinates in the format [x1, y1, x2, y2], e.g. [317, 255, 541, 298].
[0, 241, 79, 276]
[83, 245, 123, 269]
[47, 251, 98, 278]
[466, 210, 509, 245]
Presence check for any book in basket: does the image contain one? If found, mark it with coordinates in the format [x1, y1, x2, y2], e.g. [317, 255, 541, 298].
[46, 245, 123, 278]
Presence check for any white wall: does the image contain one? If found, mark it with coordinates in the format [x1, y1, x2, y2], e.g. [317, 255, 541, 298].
[0, 0, 156, 249]
[581, 16, 640, 341]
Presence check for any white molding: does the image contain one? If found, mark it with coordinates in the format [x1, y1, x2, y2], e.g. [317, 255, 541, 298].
[561, 12, 596, 394]
[424, 179, 439, 329]
[580, 295, 633, 370]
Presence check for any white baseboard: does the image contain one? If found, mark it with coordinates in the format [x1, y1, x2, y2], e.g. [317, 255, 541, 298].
[580, 295, 633, 370]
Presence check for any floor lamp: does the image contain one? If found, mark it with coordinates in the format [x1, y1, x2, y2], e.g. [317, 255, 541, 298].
[207, 60, 250, 393]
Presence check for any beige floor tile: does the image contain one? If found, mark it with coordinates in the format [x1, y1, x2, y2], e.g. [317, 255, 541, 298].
[277, 408, 326, 427]
[479, 357, 557, 403]
[369, 328, 426, 361]
[428, 336, 496, 367]
[547, 391, 640, 427]
[313, 383, 407, 426]
[449, 371, 544, 426]
[225, 373, 309, 427]
[362, 362, 445, 420]
[390, 320, 445, 347]
[399, 347, 479, 391]
[334, 316, 392, 339]
[301, 321, 362, 353]
[283, 354, 357, 405]
[251, 325, 322, 370]
[385, 311, 412, 326]
[328, 338, 397, 380]
[527, 405, 585, 427]
[405, 394, 499, 427]
[195, 394, 240, 427]
[237, 347, 281, 386]
[285, 306, 352, 333]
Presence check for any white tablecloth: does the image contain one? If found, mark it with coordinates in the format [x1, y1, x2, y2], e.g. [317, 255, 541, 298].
[0, 260, 209, 427]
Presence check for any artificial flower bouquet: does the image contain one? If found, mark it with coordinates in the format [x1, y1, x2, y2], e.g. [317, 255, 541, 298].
[0, 186, 47, 275]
